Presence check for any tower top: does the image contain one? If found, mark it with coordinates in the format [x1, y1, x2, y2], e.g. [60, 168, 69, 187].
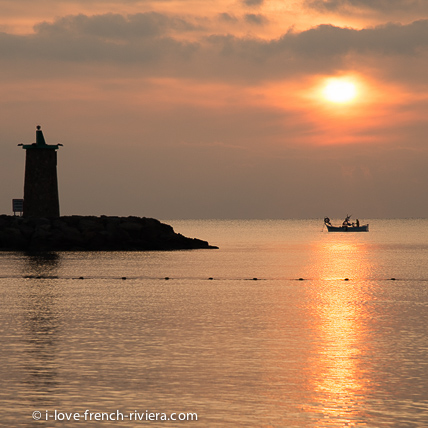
[20, 126, 61, 150]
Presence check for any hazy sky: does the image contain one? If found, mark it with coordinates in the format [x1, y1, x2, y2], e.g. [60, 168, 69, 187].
[1, 0, 428, 219]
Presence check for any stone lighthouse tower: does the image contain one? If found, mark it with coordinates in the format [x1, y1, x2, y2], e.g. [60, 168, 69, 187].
[20, 126, 62, 218]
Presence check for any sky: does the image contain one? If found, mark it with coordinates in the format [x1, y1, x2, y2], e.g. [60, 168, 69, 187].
[1, 0, 428, 219]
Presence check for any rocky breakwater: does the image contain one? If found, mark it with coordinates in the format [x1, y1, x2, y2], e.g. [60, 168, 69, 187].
[0, 215, 217, 251]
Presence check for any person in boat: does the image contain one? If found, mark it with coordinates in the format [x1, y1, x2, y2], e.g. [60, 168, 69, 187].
[324, 217, 332, 226]
[342, 215, 351, 227]
[356, 219, 360, 227]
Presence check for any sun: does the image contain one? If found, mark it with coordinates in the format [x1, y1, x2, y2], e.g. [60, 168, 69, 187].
[323, 79, 357, 103]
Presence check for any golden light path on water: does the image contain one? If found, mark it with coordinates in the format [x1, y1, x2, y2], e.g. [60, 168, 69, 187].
[254, 231, 377, 426]
[303, 238, 374, 425]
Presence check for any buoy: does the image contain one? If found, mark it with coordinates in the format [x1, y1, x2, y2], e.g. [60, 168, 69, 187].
[344, 278, 349, 281]
[298, 278, 304, 281]
[390, 278, 396, 281]
[252, 277, 258, 281]
[208, 277, 213, 280]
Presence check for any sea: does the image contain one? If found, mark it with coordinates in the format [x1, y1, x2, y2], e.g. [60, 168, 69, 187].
[1, 219, 428, 427]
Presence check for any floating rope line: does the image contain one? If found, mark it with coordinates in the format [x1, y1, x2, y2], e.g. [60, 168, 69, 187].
[0, 275, 418, 281]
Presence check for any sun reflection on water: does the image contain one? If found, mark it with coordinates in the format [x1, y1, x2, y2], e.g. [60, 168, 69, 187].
[302, 237, 375, 425]
[314, 239, 372, 281]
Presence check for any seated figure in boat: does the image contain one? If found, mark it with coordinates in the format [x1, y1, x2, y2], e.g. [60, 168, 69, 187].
[324, 217, 332, 226]
[342, 215, 351, 227]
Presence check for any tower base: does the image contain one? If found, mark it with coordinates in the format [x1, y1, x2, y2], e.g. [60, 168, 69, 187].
[23, 149, 60, 218]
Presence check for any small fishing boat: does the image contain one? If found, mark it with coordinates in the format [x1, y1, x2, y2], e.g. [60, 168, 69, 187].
[324, 215, 369, 232]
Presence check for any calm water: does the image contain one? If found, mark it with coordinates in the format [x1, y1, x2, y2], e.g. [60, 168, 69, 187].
[1, 219, 428, 427]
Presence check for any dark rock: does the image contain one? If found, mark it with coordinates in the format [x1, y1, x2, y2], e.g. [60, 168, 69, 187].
[0, 215, 218, 251]
[0, 227, 29, 249]
[119, 221, 143, 233]
[78, 217, 105, 232]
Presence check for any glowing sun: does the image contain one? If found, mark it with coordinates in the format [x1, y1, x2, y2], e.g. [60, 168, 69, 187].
[323, 79, 357, 103]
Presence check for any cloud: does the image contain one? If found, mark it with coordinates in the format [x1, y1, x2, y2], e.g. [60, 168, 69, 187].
[34, 12, 202, 39]
[306, 0, 428, 15]
[201, 20, 428, 83]
[0, 12, 201, 67]
[244, 13, 267, 25]
[0, 13, 428, 85]
[278, 20, 428, 56]
[218, 13, 238, 23]
[242, 0, 264, 6]
[34, 15, 428, 57]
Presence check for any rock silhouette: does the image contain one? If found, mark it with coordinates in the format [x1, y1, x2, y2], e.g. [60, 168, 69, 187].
[0, 215, 217, 251]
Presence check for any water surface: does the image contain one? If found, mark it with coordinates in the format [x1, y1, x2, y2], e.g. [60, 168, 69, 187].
[1, 219, 428, 426]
